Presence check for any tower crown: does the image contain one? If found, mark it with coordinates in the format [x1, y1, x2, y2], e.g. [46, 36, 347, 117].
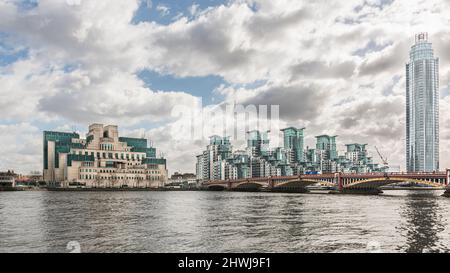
[415, 32, 428, 44]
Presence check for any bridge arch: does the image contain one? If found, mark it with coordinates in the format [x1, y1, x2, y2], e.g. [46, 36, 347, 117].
[344, 177, 445, 189]
[275, 179, 336, 188]
[275, 180, 317, 188]
[207, 185, 228, 191]
[233, 182, 264, 191]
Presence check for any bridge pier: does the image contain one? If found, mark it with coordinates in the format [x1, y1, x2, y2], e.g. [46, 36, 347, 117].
[337, 173, 343, 191]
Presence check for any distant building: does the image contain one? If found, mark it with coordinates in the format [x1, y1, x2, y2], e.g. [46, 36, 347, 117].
[196, 128, 386, 181]
[345, 144, 367, 162]
[229, 150, 251, 179]
[0, 170, 16, 188]
[406, 33, 440, 172]
[195, 136, 232, 181]
[170, 172, 196, 181]
[43, 123, 168, 188]
[314, 135, 338, 173]
[340, 144, 383, 173]
[167, 172, 198, 189]
[315, 135, 338, 160]
[15, 173, 43, 187]
[281, 127, 305, 163]
[246, 130, 270, 157]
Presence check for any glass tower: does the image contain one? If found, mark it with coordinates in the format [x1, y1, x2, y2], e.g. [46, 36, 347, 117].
[246, 130, 270, 157]
[281, 127, 305, 163]
[406, 33, 439, 172]
[315, 135, 338, 160]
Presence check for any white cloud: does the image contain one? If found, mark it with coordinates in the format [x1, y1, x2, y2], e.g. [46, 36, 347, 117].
[156, 4, 170, 16]
[1, 0, 450, 174]
[0, 123, 42, 173]
[189, 3, 199, 16]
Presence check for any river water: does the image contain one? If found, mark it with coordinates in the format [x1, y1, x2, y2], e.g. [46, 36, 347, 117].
[1, 190, 450, 253]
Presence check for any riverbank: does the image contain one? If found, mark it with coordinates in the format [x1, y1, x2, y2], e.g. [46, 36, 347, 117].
[0, 187, 24, 192]
[1, 186, 449, 196]
[46, 187, 201, 192]
[0, 186, 202, 192]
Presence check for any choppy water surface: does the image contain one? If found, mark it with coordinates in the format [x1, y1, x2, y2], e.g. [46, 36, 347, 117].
[1, 190, 450, 253]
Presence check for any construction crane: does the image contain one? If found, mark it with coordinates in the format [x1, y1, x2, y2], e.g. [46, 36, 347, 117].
[375, 146, 389, 168]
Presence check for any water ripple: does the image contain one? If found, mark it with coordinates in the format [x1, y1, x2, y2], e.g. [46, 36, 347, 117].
[0, 190, 449, 253]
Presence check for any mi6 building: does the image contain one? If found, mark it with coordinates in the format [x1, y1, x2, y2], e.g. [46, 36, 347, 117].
[43, 124, 168, 188]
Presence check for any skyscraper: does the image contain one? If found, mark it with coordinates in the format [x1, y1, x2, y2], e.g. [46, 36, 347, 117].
[406, 33, 439, 172]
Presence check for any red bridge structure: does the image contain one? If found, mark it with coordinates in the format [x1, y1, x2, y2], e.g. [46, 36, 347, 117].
[203, 170, 450, 194]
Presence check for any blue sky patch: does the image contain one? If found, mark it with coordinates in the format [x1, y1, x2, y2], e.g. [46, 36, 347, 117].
[132, 0, 227, 25]
[0, 33, 29, 66]
[15, 0, 38, 11]
[0, 48, 28, 66]
[441, 85, 450, 99]
[137, 69, 227, 104]
[353, 40, 393, 57]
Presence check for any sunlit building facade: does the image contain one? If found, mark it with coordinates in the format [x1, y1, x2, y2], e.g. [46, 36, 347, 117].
[195, 136, 232, 181]
[0, 171, 16, 188]
[281, 127, 305, 163]
[196, 128, 386, 181]
[43, 124, 168, 188]
[406, 33, 440, 172]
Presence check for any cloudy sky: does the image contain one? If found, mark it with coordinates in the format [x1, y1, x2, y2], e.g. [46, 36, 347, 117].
[1, 0, 450, 175]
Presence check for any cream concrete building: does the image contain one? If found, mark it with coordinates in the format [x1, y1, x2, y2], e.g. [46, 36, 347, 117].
[43, 124, 168, 188]
[0, 171, 15, 188]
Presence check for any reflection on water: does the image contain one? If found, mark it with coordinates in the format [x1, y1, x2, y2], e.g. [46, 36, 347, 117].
[397, 191, 448, 253]
[1, 190, 450, 253]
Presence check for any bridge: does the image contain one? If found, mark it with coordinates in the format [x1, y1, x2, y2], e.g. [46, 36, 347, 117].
[203, 170, 450, 194]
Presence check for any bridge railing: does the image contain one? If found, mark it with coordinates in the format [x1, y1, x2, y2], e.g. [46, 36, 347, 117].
[341, 171, 446, 177]
[203, 171, 447, 184]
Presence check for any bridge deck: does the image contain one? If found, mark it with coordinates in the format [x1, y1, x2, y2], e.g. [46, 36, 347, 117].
[204, 172, 449, 191]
